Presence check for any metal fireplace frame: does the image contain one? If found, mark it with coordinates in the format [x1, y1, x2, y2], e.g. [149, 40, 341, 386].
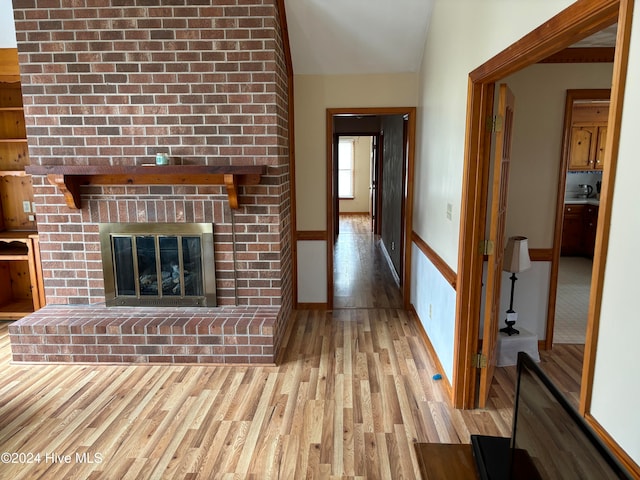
[99, 223, 216, 307]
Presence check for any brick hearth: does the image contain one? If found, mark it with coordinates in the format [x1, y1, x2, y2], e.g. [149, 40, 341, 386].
[9, 305, 278, 364]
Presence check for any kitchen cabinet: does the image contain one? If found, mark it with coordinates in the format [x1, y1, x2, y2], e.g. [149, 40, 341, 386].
[561, 204, 585, 256]
[0, 48, 44, 318]
[561, 203, 599, 257]
[568, 103, 608, 171]
[583, 204, 599, 255]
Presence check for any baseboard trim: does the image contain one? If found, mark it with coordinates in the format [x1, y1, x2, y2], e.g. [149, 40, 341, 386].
[585, 413, 640, 478]
[296, 302, 328, 310]
[379, 240, 401, 286]
[529, 248, 553, 262]
[296, 231, 328, 241]
[408, 304, 453, 401]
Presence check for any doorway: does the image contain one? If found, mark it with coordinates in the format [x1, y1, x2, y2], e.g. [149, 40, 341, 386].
[454, 0, 631, 411]
[547, 89, 612, 349]
[334, 134, 402, 308]
[326, 108, 416, 310]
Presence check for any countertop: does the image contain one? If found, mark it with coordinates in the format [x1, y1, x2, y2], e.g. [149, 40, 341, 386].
[564, 197, 600, 206]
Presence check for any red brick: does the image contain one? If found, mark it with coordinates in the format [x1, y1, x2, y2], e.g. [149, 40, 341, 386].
[173, 356, 199, 363]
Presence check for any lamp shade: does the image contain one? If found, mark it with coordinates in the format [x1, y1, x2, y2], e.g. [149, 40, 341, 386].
[503, 236, 531, 273]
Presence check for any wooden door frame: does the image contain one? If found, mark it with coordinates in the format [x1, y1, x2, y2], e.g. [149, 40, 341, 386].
[333, 132, 382, 232]
[372, 133, 383, 235]
[326, 107, 416, 310]
[454, 0, 632, 413]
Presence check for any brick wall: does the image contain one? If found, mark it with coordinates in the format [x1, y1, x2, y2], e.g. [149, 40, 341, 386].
[12, 0, 293, 350]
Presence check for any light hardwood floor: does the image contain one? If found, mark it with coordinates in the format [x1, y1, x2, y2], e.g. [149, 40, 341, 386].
[0, 215, 583, 479]
[334, 214, 403, 310]
[0, 311, 502, 480]
[0, 314, 582, 480]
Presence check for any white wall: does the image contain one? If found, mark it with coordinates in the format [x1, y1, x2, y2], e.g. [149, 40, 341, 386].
[339, 136, 372, 213]
[413, 0, 575, 269]
[296, 241, 327, 303]
[589, 3, 640, 462]
[0, 2, 16, 48]
[411, 243, 456, 381]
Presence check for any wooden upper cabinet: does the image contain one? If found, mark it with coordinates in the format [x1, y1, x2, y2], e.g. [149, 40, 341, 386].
[594, 126, 607, 170]
[567, 102, 609, 171]
[569, 126, 596, 170]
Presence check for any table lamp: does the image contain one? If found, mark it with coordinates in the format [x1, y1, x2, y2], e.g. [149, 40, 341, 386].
[500, 236, 531, 336]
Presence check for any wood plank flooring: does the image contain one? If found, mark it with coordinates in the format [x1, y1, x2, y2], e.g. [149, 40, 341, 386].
[0, 313, 582, 480]
[334, 214, 403, 309]
[0, 216, 584, 479]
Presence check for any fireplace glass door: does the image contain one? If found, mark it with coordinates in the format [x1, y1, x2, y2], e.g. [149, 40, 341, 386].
[100, 223, 215, 307]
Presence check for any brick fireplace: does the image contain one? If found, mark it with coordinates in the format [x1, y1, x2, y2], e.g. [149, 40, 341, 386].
[8, 0, 293, 364]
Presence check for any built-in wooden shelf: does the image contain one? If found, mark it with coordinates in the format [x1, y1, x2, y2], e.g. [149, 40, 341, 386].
[0, 230, 38, 240]
[0, 231, 41, 319]
[0, 232, 38, 259]
[25, 164, 268, 210]
[0, 299, 34, 319]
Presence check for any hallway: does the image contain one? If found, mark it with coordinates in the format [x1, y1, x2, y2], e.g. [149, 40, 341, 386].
[334, 214, 403, 309]
[331, 215, 582, 406]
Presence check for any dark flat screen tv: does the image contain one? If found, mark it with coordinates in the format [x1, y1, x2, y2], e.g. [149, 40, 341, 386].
[471, 352, 632, 479]
[509, 351, 632, 479]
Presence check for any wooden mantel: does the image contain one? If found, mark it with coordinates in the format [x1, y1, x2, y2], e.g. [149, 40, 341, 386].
[24, 164, 268, 209]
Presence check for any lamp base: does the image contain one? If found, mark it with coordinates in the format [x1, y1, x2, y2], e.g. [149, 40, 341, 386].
[500, 320, 520, 336]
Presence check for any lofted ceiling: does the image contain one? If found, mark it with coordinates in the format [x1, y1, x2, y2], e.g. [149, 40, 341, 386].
[572, 23, 617, 47]
[283, 0, 434, 75]
[282, 2, 617, 76]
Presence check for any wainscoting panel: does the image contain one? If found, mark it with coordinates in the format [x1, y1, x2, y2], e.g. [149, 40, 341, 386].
[410, 242, 457, 383]
[297, 240, 327, 304]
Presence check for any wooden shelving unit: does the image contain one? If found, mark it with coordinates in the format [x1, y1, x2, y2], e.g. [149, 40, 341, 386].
[0, 233, 41, 319]
[0, 48, 43, 319]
